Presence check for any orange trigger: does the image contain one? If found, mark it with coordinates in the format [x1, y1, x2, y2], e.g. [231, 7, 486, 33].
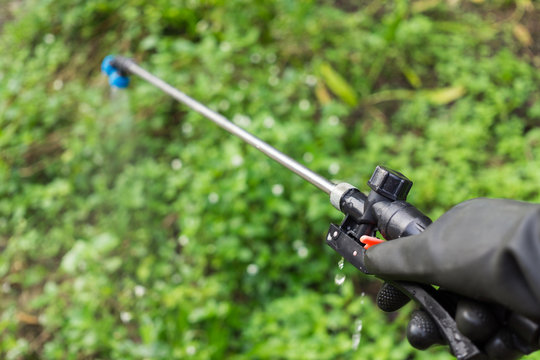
[360, 235, 385, 249]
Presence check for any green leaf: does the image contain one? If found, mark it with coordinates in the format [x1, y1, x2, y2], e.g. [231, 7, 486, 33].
[91, 233, 120, 254]
[318, 62, 358, 107]
[421, 86, 466, 105]
[61, 241, 88, 274]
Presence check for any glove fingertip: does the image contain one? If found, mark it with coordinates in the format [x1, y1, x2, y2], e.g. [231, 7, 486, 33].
[407, 310, 444, 350]
[376, 282, 410, 312]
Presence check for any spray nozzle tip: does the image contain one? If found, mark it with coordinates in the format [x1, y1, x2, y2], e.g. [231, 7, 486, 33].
[101, 55, 130, 89]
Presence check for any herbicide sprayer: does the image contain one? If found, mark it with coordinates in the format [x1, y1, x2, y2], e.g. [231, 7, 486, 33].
[101, 56, 486, 360]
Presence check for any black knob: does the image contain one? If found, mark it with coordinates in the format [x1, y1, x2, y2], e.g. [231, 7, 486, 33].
[367, 166, 412, 201]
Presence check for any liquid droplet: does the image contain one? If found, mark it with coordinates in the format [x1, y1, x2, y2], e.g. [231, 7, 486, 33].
[352, 319, 363, 350]
[334, 273, 346, 286]
[338, 257, 345, 270]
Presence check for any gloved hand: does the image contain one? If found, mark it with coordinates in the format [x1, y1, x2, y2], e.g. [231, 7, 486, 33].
[363, 198, 540, 359]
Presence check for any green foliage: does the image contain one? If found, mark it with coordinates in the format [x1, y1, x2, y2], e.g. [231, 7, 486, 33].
[1, 0, 540, 359]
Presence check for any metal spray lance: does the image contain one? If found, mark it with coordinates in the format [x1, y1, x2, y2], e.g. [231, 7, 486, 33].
[101, 55, 486, 360]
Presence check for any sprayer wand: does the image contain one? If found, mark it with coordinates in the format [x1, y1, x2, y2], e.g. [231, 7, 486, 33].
[104, 56, 335, 195]
[101, 55, 486, 360]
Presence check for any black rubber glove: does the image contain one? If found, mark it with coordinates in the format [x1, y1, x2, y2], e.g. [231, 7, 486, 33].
[364, 198, 540, 358]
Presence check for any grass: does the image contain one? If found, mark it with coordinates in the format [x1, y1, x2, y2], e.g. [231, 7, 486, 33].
[0, 0, 539, 359]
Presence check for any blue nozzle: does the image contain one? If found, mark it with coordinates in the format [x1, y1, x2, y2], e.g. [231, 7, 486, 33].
[108, 71, 130, 88]
[101, 55, 130, 89]
[101, 55, 116, 75]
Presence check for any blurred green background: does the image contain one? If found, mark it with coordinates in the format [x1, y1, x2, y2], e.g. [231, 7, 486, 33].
[1, 0, 539, 359]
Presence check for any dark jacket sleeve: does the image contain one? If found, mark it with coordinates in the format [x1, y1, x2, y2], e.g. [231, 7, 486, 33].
[364, 198, 540, 321]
